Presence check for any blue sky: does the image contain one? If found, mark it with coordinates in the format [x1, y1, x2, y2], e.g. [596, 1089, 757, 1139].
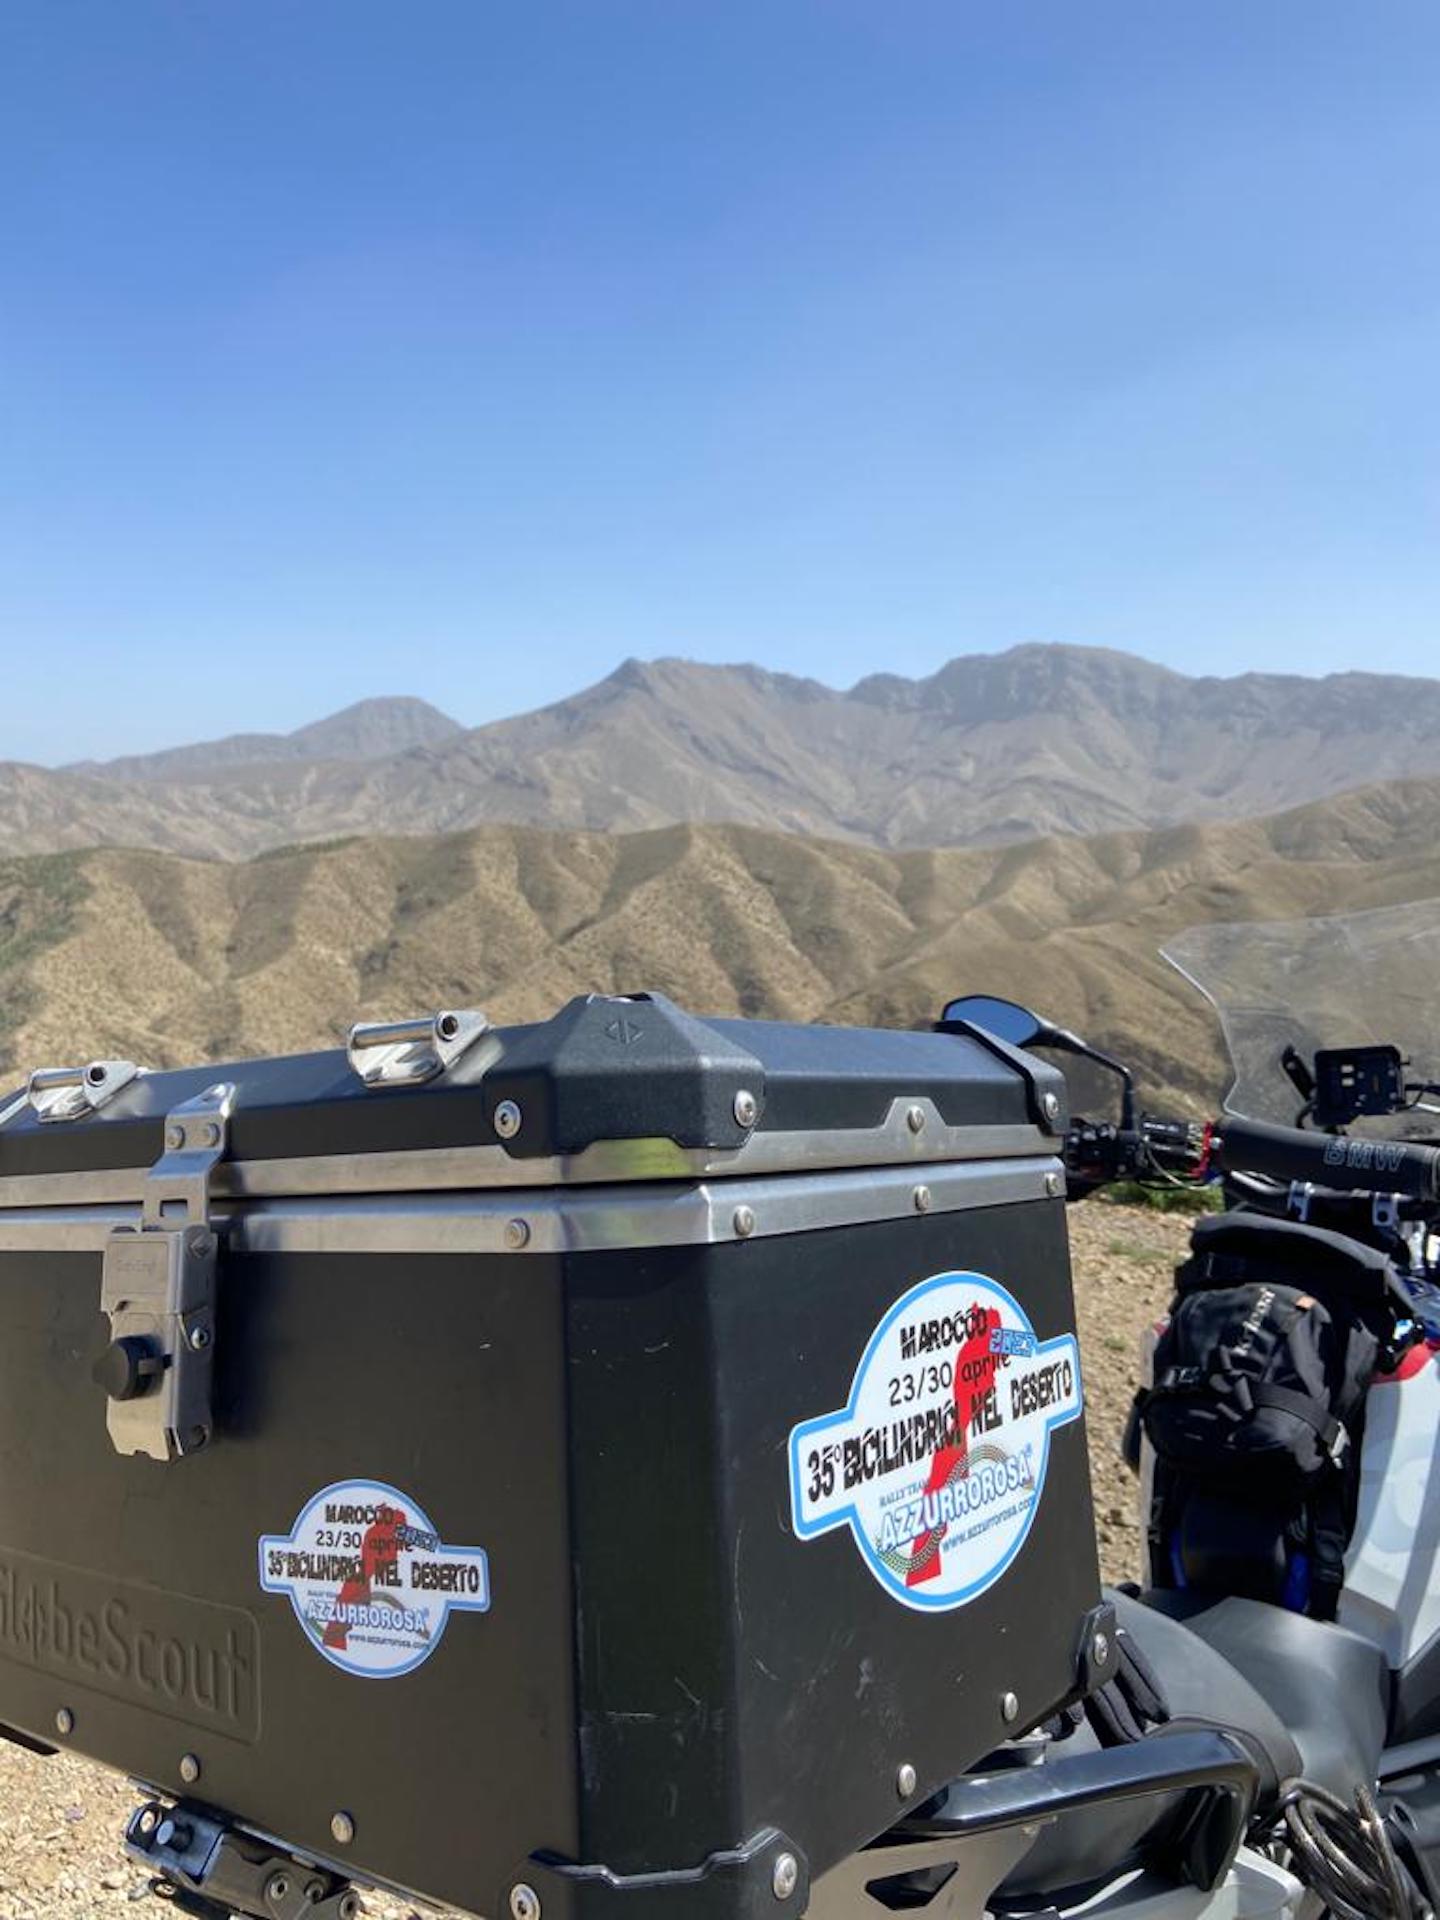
[3, 1, 1438, 762]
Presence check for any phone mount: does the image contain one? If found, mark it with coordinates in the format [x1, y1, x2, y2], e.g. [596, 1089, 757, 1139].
[1313, 1045, 1407, 1130]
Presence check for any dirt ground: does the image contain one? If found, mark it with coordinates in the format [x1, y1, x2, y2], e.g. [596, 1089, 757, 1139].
[1067, 1201, 1194, 1586]
[0, 1202, 1189, 1920]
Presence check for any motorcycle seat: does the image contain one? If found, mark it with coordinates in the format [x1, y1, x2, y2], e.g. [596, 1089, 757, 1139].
[1141, 1588, 1390, 1801]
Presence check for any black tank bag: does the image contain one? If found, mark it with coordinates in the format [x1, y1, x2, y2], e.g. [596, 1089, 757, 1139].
[1131, 1213, 1404, 1619]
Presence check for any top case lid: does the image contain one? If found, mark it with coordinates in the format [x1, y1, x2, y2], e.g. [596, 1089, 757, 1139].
[0, 992, 1067, 1201]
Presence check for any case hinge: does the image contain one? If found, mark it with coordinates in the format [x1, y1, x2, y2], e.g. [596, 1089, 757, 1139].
[97, 1082, 235, 1462]
[346, 1008, 489, 1087]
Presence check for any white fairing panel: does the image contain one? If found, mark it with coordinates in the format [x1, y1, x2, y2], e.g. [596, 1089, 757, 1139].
[1342, 1345, 1440, 1668]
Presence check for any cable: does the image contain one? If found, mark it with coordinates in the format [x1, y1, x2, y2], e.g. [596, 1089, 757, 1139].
[1277, 1777, 1429, 1920]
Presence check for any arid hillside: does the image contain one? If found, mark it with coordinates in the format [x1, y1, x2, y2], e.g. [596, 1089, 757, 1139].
[3, 775, 1438, 1101]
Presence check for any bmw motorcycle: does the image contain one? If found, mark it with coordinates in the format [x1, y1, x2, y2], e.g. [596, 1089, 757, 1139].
[904, 900, 1440, 1920]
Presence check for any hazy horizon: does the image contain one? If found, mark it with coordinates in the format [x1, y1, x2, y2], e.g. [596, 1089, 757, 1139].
[10, 638, 1440, 771]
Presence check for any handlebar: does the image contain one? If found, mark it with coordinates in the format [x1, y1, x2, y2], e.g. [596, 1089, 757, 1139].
[1216, 1115, 1440, 1204]
[1064, 1112, 1206, 1191]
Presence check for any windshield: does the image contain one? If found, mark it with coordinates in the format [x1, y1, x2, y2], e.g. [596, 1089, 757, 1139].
[1162, 899, 1440, 1137]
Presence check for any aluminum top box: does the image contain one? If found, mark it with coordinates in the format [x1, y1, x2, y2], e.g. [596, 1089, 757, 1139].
[0, 993, 1109, 1920]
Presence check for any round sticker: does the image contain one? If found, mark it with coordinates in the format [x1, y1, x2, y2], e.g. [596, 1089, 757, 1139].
[788, 1272, 1082, 1611]
[259, 1479, 490, 1677]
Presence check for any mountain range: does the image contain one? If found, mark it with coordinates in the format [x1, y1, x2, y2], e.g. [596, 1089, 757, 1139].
[4, 773, 1438, 1100]
[5, 645, 1440, 859]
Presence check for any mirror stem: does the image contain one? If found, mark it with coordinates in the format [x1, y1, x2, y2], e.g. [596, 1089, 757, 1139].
[1045, 1028, 1137, 1132]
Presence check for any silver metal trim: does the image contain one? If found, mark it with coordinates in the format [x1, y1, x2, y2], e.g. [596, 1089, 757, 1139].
[0, 1100, 1052, 1211]
[804, 1823, 1031, 1920]
[0, 1156, 1060, 1255]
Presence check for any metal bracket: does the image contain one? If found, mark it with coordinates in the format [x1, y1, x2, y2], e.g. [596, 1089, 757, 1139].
[24, 1059, 144, 1122]
[97, 1083, 235, 1462]
[1074, 1600, 1120, 1696]
[346, 1008, 489, 1088]
[510, 1828, 808, 1920]
[125, 1799, 359, 1920]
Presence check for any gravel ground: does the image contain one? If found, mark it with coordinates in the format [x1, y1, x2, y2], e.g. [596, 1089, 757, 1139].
[1067, 1201, 1195, 1585]
[0, 1203, 1190, 1920]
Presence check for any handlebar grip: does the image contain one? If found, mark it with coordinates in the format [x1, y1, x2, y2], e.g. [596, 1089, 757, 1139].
[1215, 1114, 1440, 1202]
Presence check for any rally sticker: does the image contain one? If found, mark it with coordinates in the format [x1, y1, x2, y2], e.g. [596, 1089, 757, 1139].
[789, 1272, 1082, 1611]
[259, 1480, 489, 1678]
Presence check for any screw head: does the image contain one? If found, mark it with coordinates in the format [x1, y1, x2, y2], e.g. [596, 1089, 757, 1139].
[1000, 1691, 1020, 1724]
[1045, 1169, 1064, 1198]
[733, 1088, 759, 1129]
[165, 1124, 185, 1150]
[895, 1761, 917, 1798]
[493, 1099, 522, 1140]
[503, 1217, 531, 1252]
[509, 1884, 541, 1920]
[912, 1184, 932, 1214]
[189, 1325, 211, 1351]
[55, 1707, 74, 1735]
[201, 1121, 222, 1148]
[330, 1811, 355, 1847]
[905, 1104, 926, 1134]
[178, 1753, 201, 1784]
[1093, 1631, 1111, 1668]
[732, 1204, 756, 1239]
[771, 1853, 799, 1901]
[1041, 1091, 1062, 1124]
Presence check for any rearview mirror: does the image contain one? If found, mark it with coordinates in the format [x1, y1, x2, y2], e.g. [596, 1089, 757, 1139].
[940, 995, 1048, 1048]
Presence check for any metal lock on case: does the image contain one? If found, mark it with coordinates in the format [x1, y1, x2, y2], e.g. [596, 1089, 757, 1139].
[97, 1082, 234, 1462]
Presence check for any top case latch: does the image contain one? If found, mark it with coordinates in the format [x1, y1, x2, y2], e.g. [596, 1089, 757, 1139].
[97, 1082, 234, 1463]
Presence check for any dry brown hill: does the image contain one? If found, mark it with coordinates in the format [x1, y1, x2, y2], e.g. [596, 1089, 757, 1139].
[8, 646, 1440, 860]
[3, 775, 1439, 1104]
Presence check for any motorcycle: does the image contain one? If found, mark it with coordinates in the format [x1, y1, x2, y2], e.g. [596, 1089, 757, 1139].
[904, 907, 1440, 1920]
